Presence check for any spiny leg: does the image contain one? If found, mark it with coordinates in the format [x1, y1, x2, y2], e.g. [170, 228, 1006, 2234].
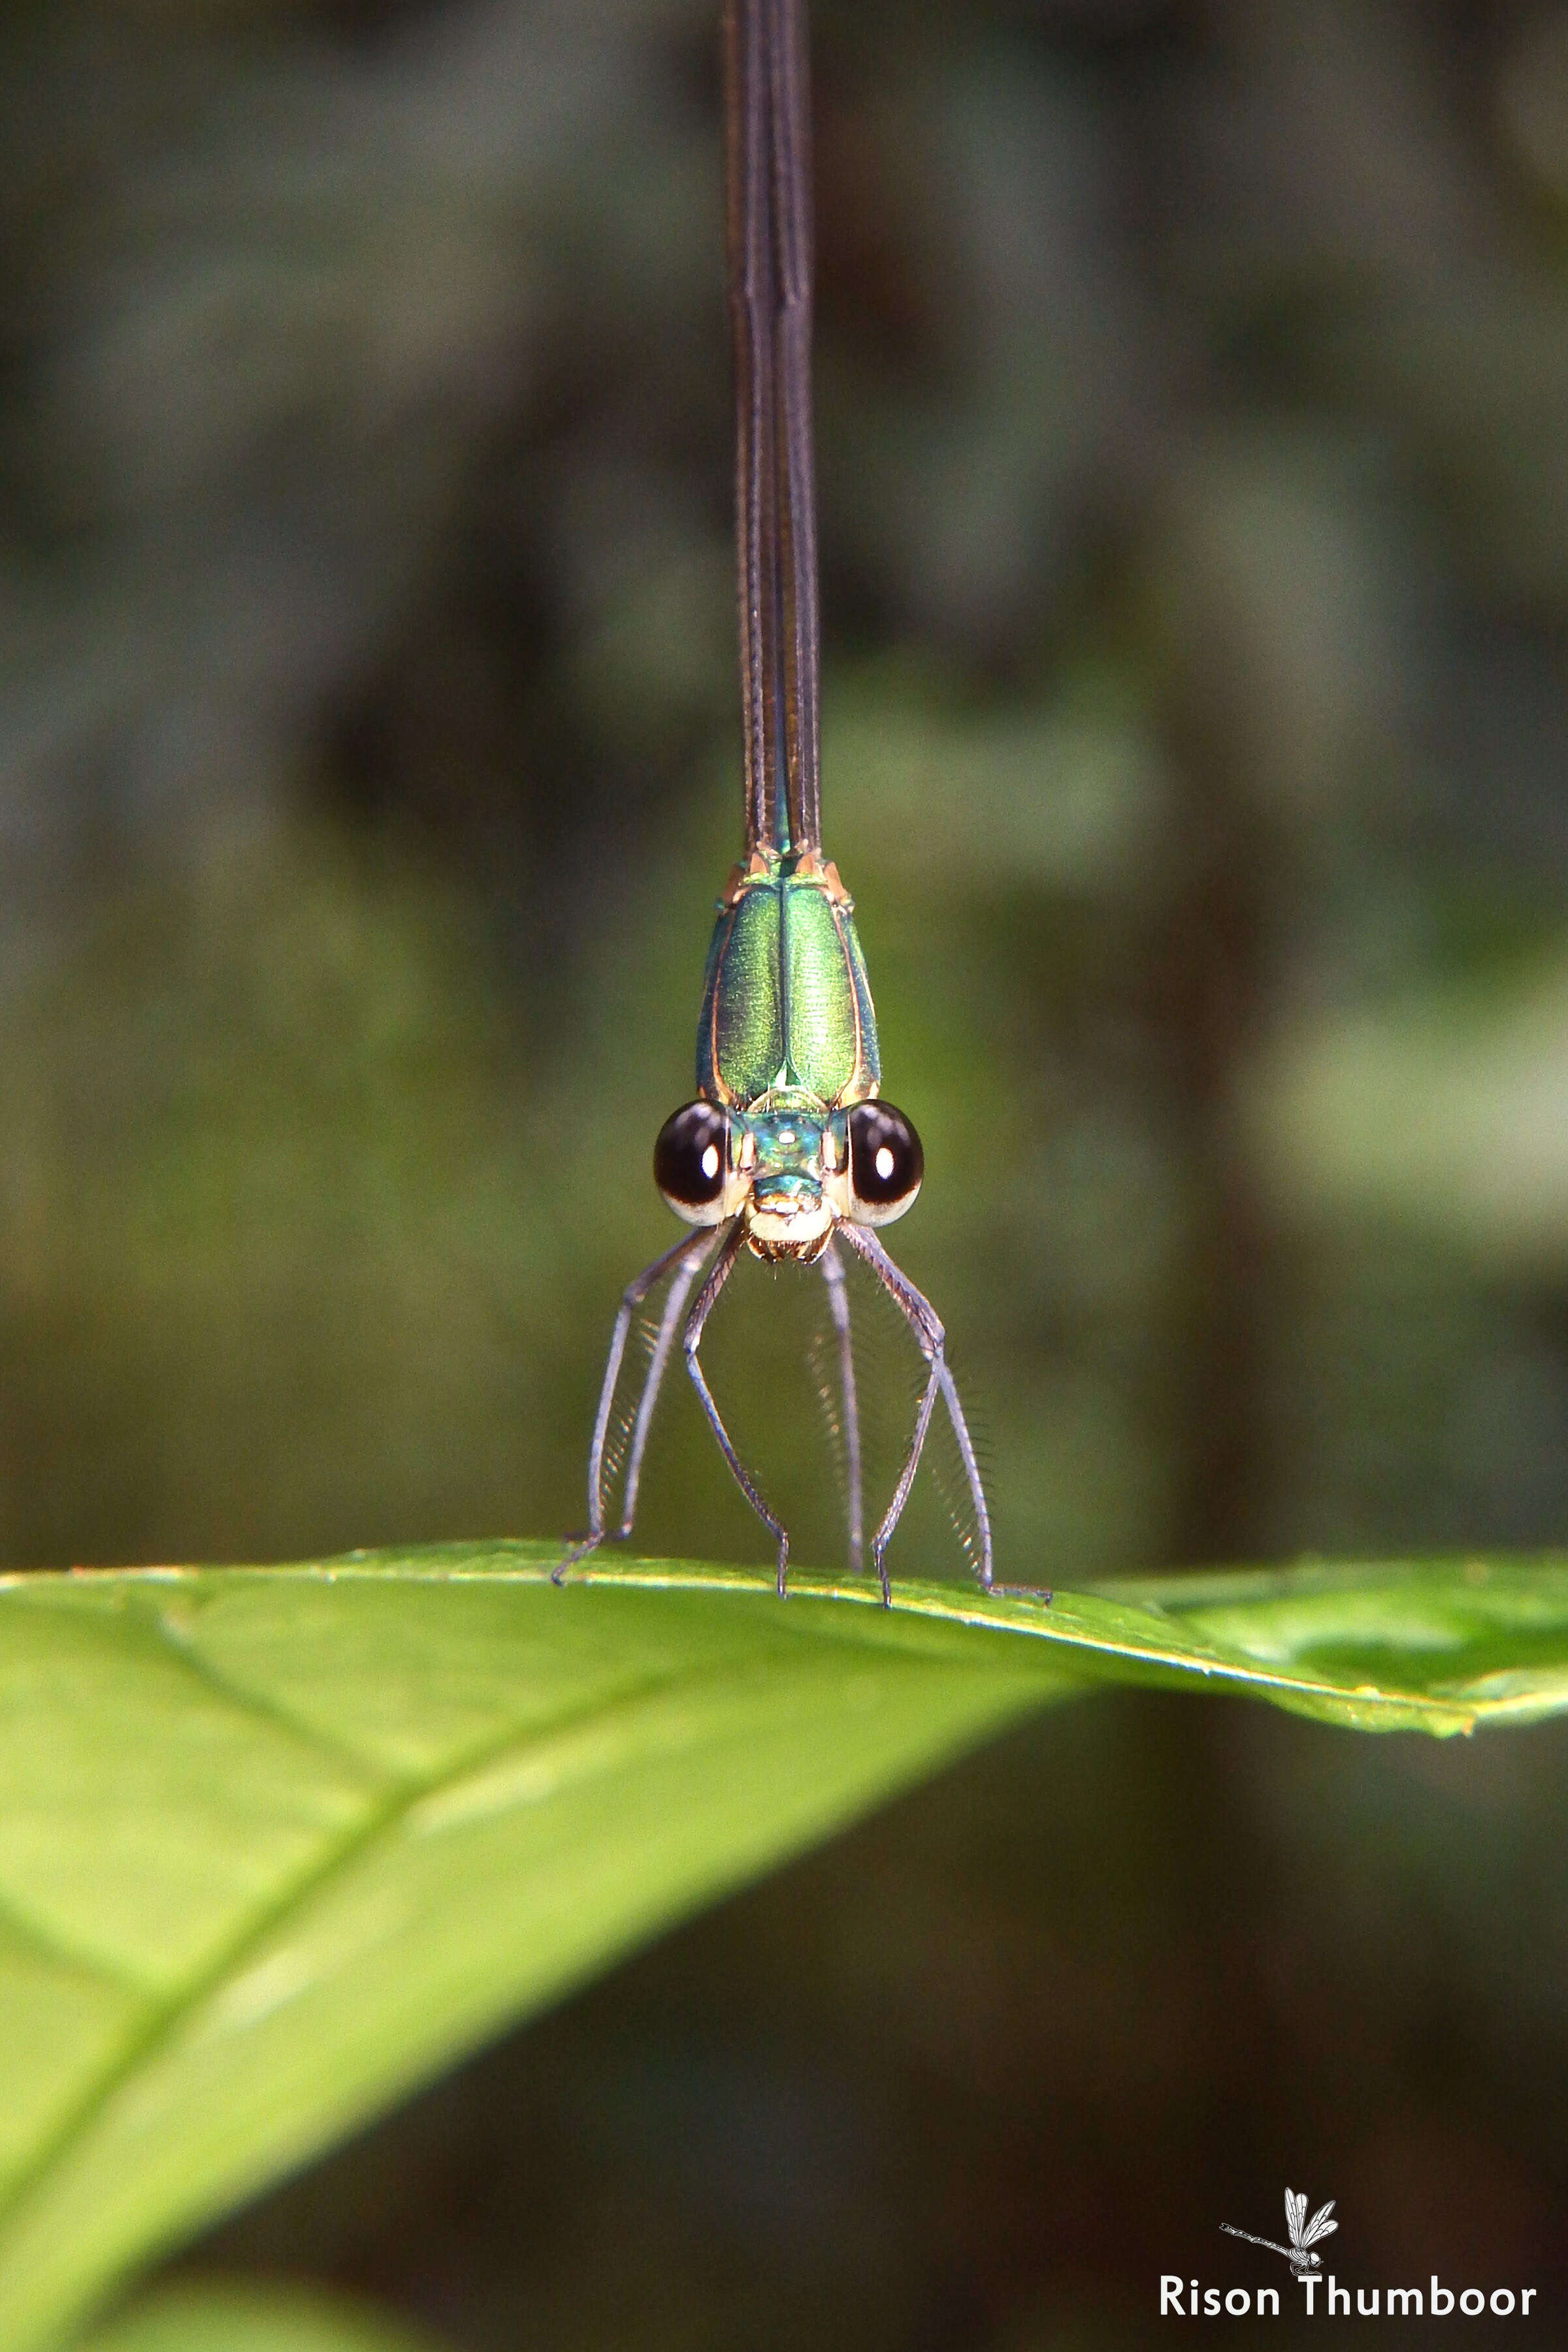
[557, 1226, 722, 1582]
[936, 1363, 996, 1593]
[931, 1362, 1047, 1602]
[619, 1238, 714, 1534]
[819, 1239, 864, 1576]
[683, 1220, 792, 1595]
[930, 1360, 1047, 1602]
[836, 1220, 996, 1599]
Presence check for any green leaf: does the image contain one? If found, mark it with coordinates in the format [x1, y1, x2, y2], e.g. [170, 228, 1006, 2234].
[73, 2282, 448, 2352]
[1, 1542, 1565, 2351]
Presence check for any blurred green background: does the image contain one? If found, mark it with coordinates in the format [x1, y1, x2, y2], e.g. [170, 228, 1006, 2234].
[4, 0, 1568, 2341]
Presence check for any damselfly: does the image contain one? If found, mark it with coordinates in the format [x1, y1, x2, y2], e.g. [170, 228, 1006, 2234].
[563, 0, 993, 1603]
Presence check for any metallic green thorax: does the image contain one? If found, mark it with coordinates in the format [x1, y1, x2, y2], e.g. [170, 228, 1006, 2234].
[697, 848, 880, 1109]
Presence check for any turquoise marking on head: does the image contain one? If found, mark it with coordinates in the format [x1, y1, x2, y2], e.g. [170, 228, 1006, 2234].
[729, 1099, 847, 1264]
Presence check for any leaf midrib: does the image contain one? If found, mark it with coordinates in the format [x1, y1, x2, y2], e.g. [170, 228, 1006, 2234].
[0, 1652, 712, 2254]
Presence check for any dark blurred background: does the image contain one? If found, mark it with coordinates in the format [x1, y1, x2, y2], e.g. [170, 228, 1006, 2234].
[5, 0, 1568, 2341]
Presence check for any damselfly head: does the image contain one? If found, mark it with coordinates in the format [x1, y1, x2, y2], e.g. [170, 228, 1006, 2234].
[653, 1098, 836, 1260]
[654, 1091, 924, 1259]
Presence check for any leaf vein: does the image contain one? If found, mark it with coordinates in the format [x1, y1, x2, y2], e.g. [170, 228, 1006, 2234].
[0, 1658, 706, 2264]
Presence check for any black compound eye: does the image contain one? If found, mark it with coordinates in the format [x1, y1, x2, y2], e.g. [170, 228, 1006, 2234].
[654, 1100, 730, 1220]
[847, 1100, 923, 1224]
